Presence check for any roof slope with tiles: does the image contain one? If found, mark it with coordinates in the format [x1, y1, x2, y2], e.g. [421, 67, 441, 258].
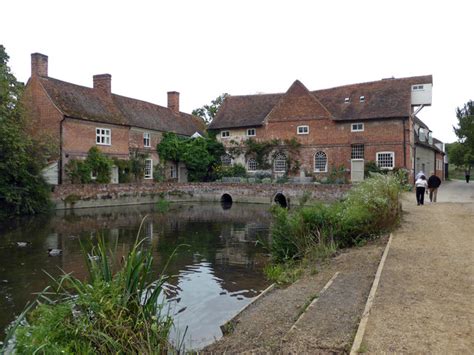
[38, 76, 205, 136]
[209, 75, 432, 129]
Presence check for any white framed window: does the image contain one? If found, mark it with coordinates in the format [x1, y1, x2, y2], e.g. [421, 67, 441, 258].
[412, 85, 424, 91]
[144, 159, 153, 179]
[297, 125, 309, 135]
[359, 95, 365, 103]
[351, 123, 364, 132]
[314, 151, 328, 172]
[247, 128, 256, 137]
[247, 158, 258, 171]
[170, 165, 177, 179]
[351, 144, 364, 159]
[221, 154, 232, 166]
[96, 128, 111, 145]
[221, 131, 230, 138]
[344, 97, 350, 103]
[273, 153, 287, 172]
[376, 152, 395, 170]
[143, 132, 151, 147]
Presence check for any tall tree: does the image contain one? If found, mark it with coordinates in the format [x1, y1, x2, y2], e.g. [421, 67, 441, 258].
[192, 93, 229, 125]
[452, 100, 474, 168]
[0, 45, 51, 217]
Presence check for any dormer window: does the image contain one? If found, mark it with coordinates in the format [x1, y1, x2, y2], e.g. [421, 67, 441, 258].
[221, 131, 230, 138]
[351, 123, 364, 132]
[359, 96, 365, 103]
[344, 97, 350, 104]
[412, 85, 425, 91]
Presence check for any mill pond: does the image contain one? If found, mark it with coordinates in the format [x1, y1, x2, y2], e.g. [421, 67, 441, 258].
[0, 202, 272, 350]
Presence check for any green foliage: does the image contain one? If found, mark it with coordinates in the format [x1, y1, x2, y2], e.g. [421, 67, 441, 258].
[129, 149, 149, 181]
[192, 93, 229, 125]
[327, 165, 347, 184]
[269, 175, 401, 263]
[0, 46, 51, 217]
[8, 226, 175, 354]
[215, 163, 248, 179]
[364, 160, 383, 177]
[157, 132, 225, 182]
[244, 138, 280, 169]
[263, 262, 303, 285]
[113, 158, 133, 183]
[451, 101, 474, 169]
[156, 198, 170, 213]
[0, 45, 23, 119]
[65, 147, 114, 184]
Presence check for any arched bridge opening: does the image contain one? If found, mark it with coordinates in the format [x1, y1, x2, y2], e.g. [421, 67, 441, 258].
[274, 193, 288, 208]
[220, 193, 233, 210]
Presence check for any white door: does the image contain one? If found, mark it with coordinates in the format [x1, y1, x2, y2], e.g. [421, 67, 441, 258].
[351, 159, 364, 182]
[111, 166, 119, 184]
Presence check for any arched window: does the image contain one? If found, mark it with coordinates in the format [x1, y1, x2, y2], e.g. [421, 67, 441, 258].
[274, 153, 287, 172]
[314, 151, 327, 172]
[221, 154, 232, 166]
[247, 158, 258, 171]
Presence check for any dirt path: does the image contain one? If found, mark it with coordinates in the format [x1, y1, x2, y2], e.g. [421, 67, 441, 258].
[361, 180, 474, 353]
[204, 237, 388, 354]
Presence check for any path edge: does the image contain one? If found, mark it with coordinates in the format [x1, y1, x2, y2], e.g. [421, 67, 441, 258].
[350, 233, 393, 354]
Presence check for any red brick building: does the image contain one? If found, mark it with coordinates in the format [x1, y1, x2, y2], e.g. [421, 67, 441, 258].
[209, 76, 444, 182]
[23, 53, 204, 184]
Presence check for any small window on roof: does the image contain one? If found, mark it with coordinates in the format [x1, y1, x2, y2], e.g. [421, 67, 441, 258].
[344, 97, 350, 103]
[360, 95, 365, 102]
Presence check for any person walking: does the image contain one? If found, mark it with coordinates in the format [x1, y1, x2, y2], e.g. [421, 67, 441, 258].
[415, 175, 428, 205]
[465, 169, 470, 183]
[415, 170, 425, 180]
[427, 172, 442, 202]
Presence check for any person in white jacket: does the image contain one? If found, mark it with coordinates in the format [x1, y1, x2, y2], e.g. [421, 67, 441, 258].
[415, 175, 428, 205]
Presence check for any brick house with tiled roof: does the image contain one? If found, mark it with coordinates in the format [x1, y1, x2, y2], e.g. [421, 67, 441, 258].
[209, 76, 444, 182]
[23, 53, 204, 184]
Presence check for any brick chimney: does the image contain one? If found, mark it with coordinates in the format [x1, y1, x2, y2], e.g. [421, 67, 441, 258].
[167, 91, 180, 112]
[93, 74, 112, 96]
[31, 53, 48, 77]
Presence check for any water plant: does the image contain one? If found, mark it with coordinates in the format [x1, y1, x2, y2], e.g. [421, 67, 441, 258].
[2, 217, 175, 354]
[269, 175, 401, 263]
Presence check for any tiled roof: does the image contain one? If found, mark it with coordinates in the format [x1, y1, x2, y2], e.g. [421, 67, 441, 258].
[39, 76, 204, 136]
[209, 75, 433, 129]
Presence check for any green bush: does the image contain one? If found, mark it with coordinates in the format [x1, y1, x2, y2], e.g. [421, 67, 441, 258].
[5, 226, 175, 353]
[269, 175, 401, 262]
[65, 148, 114, 184]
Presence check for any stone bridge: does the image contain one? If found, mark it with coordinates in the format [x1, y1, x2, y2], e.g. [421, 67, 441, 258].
[52, 182, 352, 210]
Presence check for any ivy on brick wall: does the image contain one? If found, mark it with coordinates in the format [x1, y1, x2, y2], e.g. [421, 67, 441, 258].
[65, 147, 113, 184]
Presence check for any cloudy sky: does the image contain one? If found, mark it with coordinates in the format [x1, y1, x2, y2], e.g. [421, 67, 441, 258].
[2, 0, 472, 143]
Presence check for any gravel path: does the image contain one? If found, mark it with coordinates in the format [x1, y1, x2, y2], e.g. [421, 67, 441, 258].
[361, 180, 474, 353]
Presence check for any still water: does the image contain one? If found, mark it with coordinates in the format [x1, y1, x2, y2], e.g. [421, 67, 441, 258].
[0, 202, 272, 350]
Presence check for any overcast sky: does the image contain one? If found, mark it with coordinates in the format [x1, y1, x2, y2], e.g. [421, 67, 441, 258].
[2, 0, 472, 143]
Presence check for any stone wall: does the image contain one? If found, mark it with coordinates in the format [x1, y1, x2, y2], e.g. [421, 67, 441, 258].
[52, 182, 352, 210]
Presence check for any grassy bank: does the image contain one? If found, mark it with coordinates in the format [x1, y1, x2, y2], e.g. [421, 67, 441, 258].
[1, 221, 175, 354]
[266, 174, 402, 283]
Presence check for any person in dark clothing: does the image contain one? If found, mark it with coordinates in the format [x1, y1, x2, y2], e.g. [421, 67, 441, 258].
[427, 172, 442, 202]
[415, 175, 428, 205]
[465, 169, 471, 183]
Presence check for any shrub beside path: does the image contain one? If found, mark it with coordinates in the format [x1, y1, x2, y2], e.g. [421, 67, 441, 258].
[361, 180, 474, 353]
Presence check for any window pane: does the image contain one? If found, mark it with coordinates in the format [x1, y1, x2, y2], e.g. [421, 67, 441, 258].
[351, 144, 364, 159]
[274, 154, 286, 172]
[314, 151, 327, 172]
[221, 154, 232, 166]
[248, 158, 257, 171]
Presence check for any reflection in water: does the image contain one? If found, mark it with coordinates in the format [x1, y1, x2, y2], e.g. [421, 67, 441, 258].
[0, 202, 271, 350]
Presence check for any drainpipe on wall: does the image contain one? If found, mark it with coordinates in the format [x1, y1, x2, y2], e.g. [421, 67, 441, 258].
[402, 118, 407, 168]
[59, 117, 65, 184]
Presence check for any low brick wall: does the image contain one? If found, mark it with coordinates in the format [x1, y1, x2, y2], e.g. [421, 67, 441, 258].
[52, 182, 352, 209]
